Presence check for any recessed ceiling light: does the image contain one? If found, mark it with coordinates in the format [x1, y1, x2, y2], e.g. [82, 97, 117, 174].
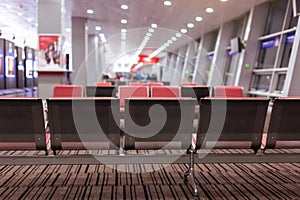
[220, 0, 228, 2]
[167, 40, 173, 44]
[121, 4, 128, 10]
[206, 8, 214, 13]
[5, 5, 12, 9]
[187, 23, 195, 28]
[27, 18, 33, 22]
[171, 36, 177, 41]
[87, 9, 94, 14]
[35, 23, 39, 27]
[176, 33, 182, 37]
[151, 23, 158, 28]
[65, 28, 71, 32]
[141, 42, 147, 47]
[195, 16, 203, 22]
[146, 32, 152, 37]
[17, 12, 23, 16]
[164, 1, 172, 6]
[148, 28, 155, 33]
[180, 28, 187, 33]
[121, 19, 127, 24]
[121, 29, 127, 33]
[95, 26, 101, 31]
[99, 34, 107, 43]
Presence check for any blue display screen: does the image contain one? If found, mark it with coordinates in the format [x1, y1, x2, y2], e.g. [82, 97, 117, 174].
[0, 48, 3, 75]
[261, 37, 281, 49]
[286, 32, 295, 44]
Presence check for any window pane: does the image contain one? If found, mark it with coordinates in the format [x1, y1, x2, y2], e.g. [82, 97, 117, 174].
[224, 55, 233, 85]
[264, 0, 288, 35]
[280, 34, 293, 68]
[251, 74, 272, 92]
[276, 74, 286, 92]
[255, 43, 278, 69]
[286, 0, 298, 29]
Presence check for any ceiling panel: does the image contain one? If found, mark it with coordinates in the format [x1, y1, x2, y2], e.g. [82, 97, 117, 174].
[0, 0, 37, 47]
[0, 0, 271, 51]
[64, 0, 270, 57]
[67, 0, 270, 39]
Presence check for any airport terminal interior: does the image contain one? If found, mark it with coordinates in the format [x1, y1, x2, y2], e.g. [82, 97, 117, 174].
[0, 0, 300, 199]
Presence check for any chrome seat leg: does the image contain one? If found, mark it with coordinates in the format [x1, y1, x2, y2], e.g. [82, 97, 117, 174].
[183, 149, 198, 197]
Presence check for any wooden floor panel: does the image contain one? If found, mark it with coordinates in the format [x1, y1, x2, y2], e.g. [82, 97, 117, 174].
[0, 163, 300, 200]
[0, 162, 299, 199]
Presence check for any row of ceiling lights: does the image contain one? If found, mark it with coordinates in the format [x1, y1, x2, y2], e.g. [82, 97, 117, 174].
[149, 32, 182, 58]
[82, 0, 228, 36]
[150, 0, 228, 32]
[77, 0, 229, 54]
[178, 0, 228, 34]
[4, 4, 38, 27]
[150, 0, 228, 57]
[134, 26, 158, 57]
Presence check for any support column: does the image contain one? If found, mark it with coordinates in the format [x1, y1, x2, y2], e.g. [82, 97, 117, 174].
[174, 47, 186, 85]
[37, 0, 66, 99]
[284, 16, 300, 96]
[72, 17, 88, 86]
[208, 21, 236, 87]
[195, 31, 218, 85]
[87, 35, 99, 85]
[38, 0, 62, 34]
[181, 42, 192, 82]
[238, 3, 269, 91]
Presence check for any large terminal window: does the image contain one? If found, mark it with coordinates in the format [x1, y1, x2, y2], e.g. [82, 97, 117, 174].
[263, 0, 288, 35]
[249, 0, 298, 97]
[203, 30, 218, 84]
[224, 15, 249, 86]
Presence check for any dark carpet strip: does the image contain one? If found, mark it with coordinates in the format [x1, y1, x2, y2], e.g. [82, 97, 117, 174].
[0, 163, 299, 199]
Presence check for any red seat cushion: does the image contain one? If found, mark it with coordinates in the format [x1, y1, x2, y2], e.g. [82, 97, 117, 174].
[151, 86, 180, 98]
[214, 86, 243, 97]
[119, 86, 149, 107]
[129, 82, 146, 86]
[181, 82, 197, 86]
[96, 82, 112, 86]
[53, 85, 83, 97]
[147, 82, 163, 87]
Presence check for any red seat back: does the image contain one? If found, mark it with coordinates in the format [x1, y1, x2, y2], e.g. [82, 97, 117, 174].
[151, 86, 180, 98]
[119, 86, 149, 107]
[53, 85, 83, 97]
[147, 82, 163, 87]
[214, 86, 243, 97]
[129, 82, 146, 86]
[181, 82, 197, 86]
[96, 82, 112, 86]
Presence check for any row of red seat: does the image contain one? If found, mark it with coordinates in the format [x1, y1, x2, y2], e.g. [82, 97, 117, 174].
[96, 81, 196, 87]
[53, 85, 244, 111]
[53, 85, 244, 98]
[97, 81, 165, 87]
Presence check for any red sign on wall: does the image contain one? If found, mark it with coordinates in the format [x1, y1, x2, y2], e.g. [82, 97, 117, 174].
[138, 55, 159, 64]
[38, 35, 61, 67]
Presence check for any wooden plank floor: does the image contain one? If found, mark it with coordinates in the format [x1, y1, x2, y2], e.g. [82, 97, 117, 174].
[0, 162, 299, 199]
